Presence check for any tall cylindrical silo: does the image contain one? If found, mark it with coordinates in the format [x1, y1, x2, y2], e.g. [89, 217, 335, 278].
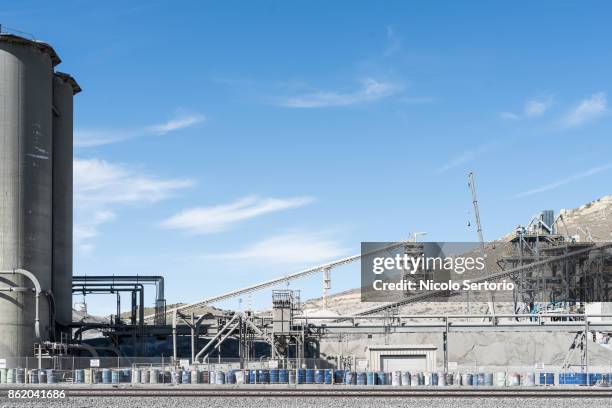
[0, 34, 60, 357]
[52, 72, 80, 332]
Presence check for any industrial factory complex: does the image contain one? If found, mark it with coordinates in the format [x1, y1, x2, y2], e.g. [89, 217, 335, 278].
[0, 22, 612, 407]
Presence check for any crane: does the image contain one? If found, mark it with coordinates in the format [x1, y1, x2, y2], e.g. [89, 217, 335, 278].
[467, 171, 495, 318]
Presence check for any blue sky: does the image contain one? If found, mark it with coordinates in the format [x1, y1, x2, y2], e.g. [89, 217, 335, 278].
[3, 1, 612, 315]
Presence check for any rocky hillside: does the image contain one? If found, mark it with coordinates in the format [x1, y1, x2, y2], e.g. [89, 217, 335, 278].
[303, 194, 612, 315]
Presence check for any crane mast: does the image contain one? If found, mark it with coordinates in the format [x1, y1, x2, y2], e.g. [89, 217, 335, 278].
[468, 171, 495, 318]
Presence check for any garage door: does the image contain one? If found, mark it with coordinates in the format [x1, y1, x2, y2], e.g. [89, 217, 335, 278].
[381, 355, 427, 372]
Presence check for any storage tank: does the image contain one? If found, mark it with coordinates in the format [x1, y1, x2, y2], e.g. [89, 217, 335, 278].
[52, 72, 80, 330]
[0, 33, 61, 356]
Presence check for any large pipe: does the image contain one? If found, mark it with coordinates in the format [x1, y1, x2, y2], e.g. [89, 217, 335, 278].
[0, 269, 43, 339]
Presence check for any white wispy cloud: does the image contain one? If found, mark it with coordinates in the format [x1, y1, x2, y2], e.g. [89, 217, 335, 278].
[206, 232, 347, 265]
[74, 210, 117, 254]
[514, 163, 612, 198]
[500, 111, 520, 120]
[75, 112, 206, 147]
[436, 144, 490, 173]
[501, 97, 553, 120]
[524, 98, 553, 117]
[75, 159, 194, 205]
[561, 92, 607, 127]
[74, 158, 193, 253]
[160, 196, 315, 234]
[277, 79, 402, 108]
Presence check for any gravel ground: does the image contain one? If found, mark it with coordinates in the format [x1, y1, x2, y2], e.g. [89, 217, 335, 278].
[1, 396, 611, 408]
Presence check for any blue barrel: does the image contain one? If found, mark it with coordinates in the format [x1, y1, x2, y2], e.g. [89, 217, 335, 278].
[259, 369, 269, 384]
[297, 369, 306, 384]
[111, 370, 120, 384]
[181, 370, 190, 384]
[356, 372, 367, 385]
[249, 370, 257, 383]
[305, 369, 315, 384]
[401, 371, 411, 386]
[226, 371, 236, 384]
[74, 369, 85, 384]
[37, 369, 46, 384]
[575, 373, 587, 385]
[47, 369, 57, 384]
[539, 372, 554, 385]
[269, 369, 279, 384]
[314, 369, 324, 384]
[278, 369, 288, 384]
[324, 369, 332, 384]
[588, 373, 602, 385]
[484, 373, 493, 386]
[334, 370, 344, 384]
[429, 372, 438, 386]
[344, 371, 355, 385]
[376, 371, 386, 385]
[461, 373, 472, 386]
[315, 370, 325, 384]
[366, 372, 375, 385]
[476, 373, 485, 386]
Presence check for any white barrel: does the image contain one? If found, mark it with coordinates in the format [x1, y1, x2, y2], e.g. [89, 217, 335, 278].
[495, 372, 506, 386]
[507, 372, 520, 386]
[424, 372, 431, 386]
[132, 368, 141, 384]
[84, 369, 92, 384]
[191, 370, 199, 384]
[141, 368, 150, 383]
[391, 371, 401, 386]
[438, 372, 446, 386]
[523, 372, 535, 386]
[236, 370, 244, 384]
[148, 368, 158, 384]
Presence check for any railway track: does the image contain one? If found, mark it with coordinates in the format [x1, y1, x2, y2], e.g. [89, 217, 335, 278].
[1, 386, 611, 398]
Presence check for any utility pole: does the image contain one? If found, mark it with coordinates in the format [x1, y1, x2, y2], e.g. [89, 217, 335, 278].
[467, 172, 495, 318]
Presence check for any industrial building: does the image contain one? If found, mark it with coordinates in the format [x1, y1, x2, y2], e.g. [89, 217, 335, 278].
[1, 30, 612, 391]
